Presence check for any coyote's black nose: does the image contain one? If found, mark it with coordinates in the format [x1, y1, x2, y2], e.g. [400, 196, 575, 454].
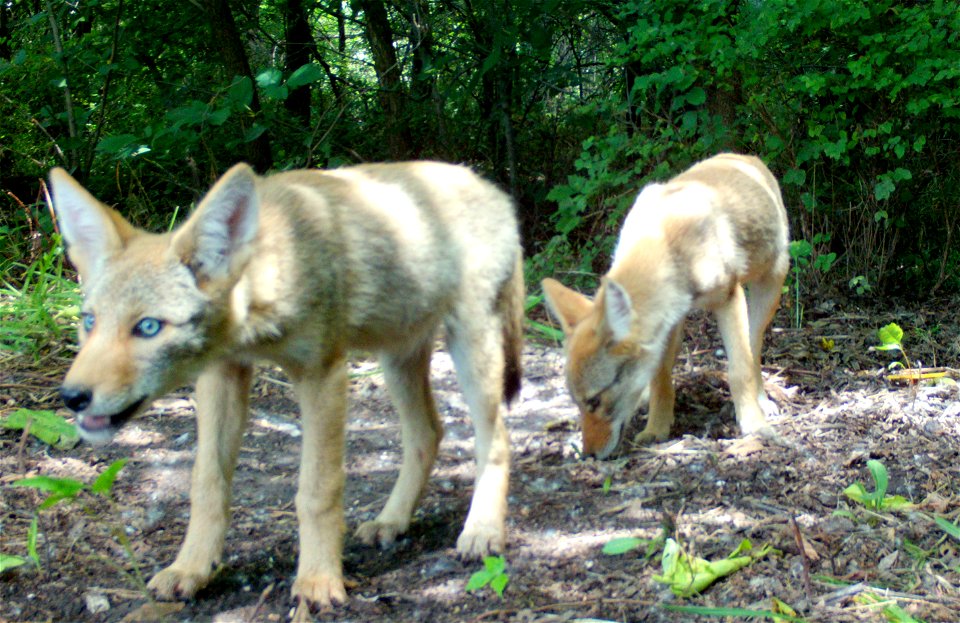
[60, 386, 92, 413]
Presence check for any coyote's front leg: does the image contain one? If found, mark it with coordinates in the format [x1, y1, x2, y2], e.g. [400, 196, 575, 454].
[148, 362, 252, 599]
[289, 359, 348, 609]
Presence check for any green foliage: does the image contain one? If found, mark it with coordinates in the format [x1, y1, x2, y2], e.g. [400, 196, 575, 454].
[0, 553, 28, 573]
[602, 537, 646, 555]
[1, 0, 958, 299]
[842, 460, 915, 513]
[854, 591, 927, 623]
[9, 459, 134, 579]
[466, 555, 509, 597]
[0, 240, 80, 358]
[14, 458, 128, 509]
[652, 537, 774, 597]
[0, 409, 79, 450]
[877, 323, 905, 353]
[934, 517, 960, 542]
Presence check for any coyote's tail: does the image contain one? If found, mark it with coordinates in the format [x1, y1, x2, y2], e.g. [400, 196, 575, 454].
[499, 252, 524, 406]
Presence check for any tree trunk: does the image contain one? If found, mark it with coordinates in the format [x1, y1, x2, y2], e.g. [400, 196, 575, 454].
[359, 0, 411, 159]
[203, 0, 273, 172]
[284, 0, 313, 127]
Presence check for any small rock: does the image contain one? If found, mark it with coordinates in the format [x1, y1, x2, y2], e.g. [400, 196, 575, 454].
[84, 591, 110, 614]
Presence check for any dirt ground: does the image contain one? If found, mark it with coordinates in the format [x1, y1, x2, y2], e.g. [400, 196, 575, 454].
[2, 298, 959, 623]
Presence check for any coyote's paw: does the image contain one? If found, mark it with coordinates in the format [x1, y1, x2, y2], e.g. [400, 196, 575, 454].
[456, 522, 505, 560]
[291, 572, 348, 610]
[355, 519, 408, 548]
[147, 565, 212, 600]
[633, 425, 670, 445]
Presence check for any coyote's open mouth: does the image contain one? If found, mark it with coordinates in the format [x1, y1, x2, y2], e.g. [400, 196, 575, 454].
[79, 396, 147, 434]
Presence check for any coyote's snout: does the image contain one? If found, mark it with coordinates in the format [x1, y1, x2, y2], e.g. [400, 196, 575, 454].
[49, 161, 524, 610]
[543, 153, 789, 459]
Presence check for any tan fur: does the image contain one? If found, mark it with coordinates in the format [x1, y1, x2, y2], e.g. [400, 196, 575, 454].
[48, 161, 524, 609]
[542, 153, 789, 459]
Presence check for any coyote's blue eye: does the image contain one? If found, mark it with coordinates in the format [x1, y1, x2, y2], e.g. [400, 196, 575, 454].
[133, 317, 164, 338]
[81, 312, 95, 332]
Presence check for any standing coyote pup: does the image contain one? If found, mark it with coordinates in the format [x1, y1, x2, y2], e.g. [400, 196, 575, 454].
[49, 161, 524, 609]
[542, 153, 789, 459]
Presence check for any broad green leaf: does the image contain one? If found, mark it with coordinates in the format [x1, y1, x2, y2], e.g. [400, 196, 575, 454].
[286, 63, 325, 89]
[243, 124, 267, 143]
[0, 554, 26, 572]
[602, 537, 645, 555]
[465, 568, 494, 591]
[91, 458, 129, 496]
[255, 68, 283, 87]
[1, 409, 79, 449]
[225, 76, 253, 108]
[877, 323, 904, 348]
[483, 555, 505, 574]
[489, 572, 508, 596]
[95, 134, 139, 154]
[685, 87, 706, 106]
[13, 475, 84, 497]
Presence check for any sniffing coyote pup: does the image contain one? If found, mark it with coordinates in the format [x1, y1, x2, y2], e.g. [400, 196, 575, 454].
[49, 162, 524, 609]
[543, 153, 788, 459]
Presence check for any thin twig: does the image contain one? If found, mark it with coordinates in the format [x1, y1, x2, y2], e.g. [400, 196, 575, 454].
[790, 515, 813, 600]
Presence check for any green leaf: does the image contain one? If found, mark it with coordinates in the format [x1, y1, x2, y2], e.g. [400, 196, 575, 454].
[255, 68, 283, 88]
[489, 572, 508, 596]
[91, 458, 129, 496]
[685, 87, 706, 106]
[27, 516, 40, 568]
[782, 168, 806, 186]
[243, 124, 267, 143]
[935, 516, 960, 541]
[1, 409, 79, 449]
[286, 63, 325, 89]
[483, 555, 505, 574]
[602, 537, 645, 555]
[0, 554, 27, 572]
[225, 76, 253, 108]
[465, 568, 494, 591]
[95, 134, 139, 154]
[866, 460, 889, 499]
[877, 323, 904, 350]
[13, 475, 84, 497]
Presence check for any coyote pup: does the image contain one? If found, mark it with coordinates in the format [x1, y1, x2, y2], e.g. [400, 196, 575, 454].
[543, 153, 788, 459]
[49, 162, 524, 608]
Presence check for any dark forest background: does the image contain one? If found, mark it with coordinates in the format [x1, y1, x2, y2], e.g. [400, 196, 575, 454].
[1, 0, 958, 301]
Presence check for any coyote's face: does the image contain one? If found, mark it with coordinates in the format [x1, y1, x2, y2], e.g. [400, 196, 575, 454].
[50, 166, 256, 442]
[543, 277, 670, 458]
[62, 249, 216, 442]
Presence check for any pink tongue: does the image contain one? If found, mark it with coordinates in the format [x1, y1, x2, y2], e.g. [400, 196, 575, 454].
[81, 415, 110, 431]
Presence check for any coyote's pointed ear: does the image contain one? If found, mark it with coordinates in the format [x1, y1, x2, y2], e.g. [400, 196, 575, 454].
[172, 163, 259, 285]
[599, 277, 634, 343]
[48, 167, 137, 282]
[541, 278, 594, 336]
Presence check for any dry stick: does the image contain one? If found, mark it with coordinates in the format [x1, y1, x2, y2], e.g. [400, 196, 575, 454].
[790, 515, 813, 600]
[249, 582, 274, 622]
[16, 417, 32, 474]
